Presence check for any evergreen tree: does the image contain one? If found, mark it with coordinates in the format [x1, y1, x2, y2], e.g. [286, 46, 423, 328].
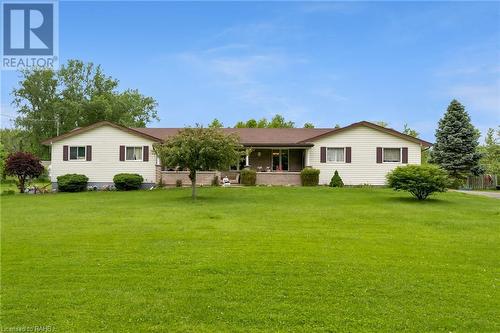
[430, 99, 482, 180]
[329, 170, 344, 187]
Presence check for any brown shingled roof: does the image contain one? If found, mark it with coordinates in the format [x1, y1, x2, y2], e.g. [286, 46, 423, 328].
[131, 127, 332, 146]
[42, 120, 432, 147]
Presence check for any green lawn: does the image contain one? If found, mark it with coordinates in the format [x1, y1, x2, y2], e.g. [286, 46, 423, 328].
[1, 187, 499, 332]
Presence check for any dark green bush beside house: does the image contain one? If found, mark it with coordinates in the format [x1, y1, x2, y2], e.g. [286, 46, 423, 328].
[329, 170, 344, 187]
[240, 169, 256, 186]
[113, 173, 144, 191]
[57, 174, 89, 192]
[386, 164, 450, 200]
[301, 168, 320, 186]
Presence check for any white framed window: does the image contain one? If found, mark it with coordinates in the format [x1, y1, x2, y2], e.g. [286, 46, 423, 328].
[69, 146, 86, 160]
[383, 148, 401, 162]
[327, 147, 345, 162]
[126, 146, 143, 161]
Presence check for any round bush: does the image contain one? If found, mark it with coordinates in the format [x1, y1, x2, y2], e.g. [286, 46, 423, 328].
[57, 174, 89, 192]
[240, 169, 256, 186]
[113, 173, 144, 191]
[300, 168, 320, 186]
[386, 164, 450, 200]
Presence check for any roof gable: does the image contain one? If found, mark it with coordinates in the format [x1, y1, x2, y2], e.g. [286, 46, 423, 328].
[41, 121, 162, 145]
[301, 121, 432, 147]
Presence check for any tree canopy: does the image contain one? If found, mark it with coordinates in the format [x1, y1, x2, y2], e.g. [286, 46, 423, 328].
[479, 126, 500, 175]
[234, 114, 295, 128]
[11, 59, 158, 158]
[153, 126, 242, 199]
[5, 151, 44, 193]
[208, 119, 224, 128]
[402, 123, 419, 138]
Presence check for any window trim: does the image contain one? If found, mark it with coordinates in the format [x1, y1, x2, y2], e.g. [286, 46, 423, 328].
[383, 147, 402, 163]
[326, 147, 345, 163]
[69, 146, 87, 161]
[125, 146, 143, 161]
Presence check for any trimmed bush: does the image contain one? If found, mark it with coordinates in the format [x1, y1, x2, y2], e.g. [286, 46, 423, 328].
[212, 175, 220, 186]
[301, 168, 320, 186]
[113, 173, 144, 191]
[57, 174, 89, 192]
[1, 189, 15, 196]
[240, 169, 256, 186]
[386, 164, 450, 200]
[175, 179, 183, 187]
[329, 170, 344, 187]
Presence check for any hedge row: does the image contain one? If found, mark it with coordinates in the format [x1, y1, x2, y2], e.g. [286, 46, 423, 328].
[57, 173, 144, 192]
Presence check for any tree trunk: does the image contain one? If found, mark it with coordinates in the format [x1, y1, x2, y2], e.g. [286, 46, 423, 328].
[18, 177, 25, 193]
[190, 171, 196, 200]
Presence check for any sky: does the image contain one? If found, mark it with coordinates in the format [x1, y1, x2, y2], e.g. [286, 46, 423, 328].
[1, 1, 499, 142]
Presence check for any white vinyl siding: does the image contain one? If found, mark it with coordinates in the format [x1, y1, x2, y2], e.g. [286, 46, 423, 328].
[308, 126, 421, 185]
[50, 125, 157, 183]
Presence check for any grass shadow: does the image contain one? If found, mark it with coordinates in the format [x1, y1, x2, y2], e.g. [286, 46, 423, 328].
[386, 195, 453, 205]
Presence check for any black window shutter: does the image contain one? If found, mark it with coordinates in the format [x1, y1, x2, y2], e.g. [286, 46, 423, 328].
[320, 147, 326, 163]
[376, 147, 382, 163]
[345, 147, 351, 163]
[143, 146, 149, 162]
[119, 145, 125, 161]
[402, 147, 408, 164]
[86, 146, 92, 161]
[63, 145, 68, 161]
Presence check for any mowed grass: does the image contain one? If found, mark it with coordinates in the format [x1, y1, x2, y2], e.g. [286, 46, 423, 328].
[1, 187, 499, 332]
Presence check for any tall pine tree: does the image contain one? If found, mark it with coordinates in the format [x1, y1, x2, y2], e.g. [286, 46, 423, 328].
[430, 99, 482, 180]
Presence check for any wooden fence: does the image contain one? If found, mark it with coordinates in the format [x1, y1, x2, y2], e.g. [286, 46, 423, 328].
[465, 175, 498, 190]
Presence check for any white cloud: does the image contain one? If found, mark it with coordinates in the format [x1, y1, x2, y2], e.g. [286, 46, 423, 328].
[448, 83, 500, 114]
[173, 46, 311, 117]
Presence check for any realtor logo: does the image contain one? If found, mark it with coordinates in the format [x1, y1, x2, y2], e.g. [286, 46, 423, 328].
[1, 1, 58, 70]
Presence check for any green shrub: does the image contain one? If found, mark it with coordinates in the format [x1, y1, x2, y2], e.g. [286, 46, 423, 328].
[329, 170, 344, 187]
[1, 189, 15, 196]
[240, 169, 256, 186]
[113, 173, 144, 191]
[37, 166, 50, 182]
[57, 174, 89, 192]
[212, 175, 220, 186]
[175, 179, 183, 187]
[386, 164, 450, 200]
[301, 168, 320, 186]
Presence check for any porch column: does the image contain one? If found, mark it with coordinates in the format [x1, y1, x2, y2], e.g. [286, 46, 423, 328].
[305, 148, 311, 167]
[245, 152, 250, 167]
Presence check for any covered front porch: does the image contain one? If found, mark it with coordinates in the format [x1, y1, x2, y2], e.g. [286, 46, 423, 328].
[241, 147, 311, 185]
[243, 148, 309, 172]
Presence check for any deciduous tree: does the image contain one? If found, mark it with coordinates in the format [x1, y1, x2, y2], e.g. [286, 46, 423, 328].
[234, 114, 295, 128]
[479, 127, 500, 175]
[12, 59, 158, 158]
[5, 151, 44, 193]
[402, 123, 419, 138]
[154, 127, 242, 199]
[208, 118, 224, 128]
